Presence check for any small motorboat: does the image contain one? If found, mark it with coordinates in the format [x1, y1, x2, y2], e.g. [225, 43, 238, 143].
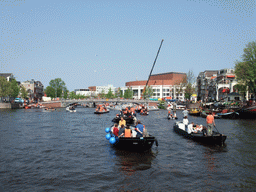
[188, 108, 201, 116]
[147, 106, 159, 111]
[173, 121, 227, 146]
[66, 106, 76, 112]
[112, 115, 137, 125]
[105, 127, 158, 152]
[94, 109, 109, 114]
[167, 114, 178, 120]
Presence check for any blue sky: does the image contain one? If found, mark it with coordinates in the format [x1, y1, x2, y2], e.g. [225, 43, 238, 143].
[1, 0, 255, 91]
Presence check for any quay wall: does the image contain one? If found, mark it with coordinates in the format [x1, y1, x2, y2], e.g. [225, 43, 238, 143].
[0, 103, 11, 109]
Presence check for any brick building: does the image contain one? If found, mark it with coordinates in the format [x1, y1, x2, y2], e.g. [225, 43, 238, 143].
[121, 72, 187, 100]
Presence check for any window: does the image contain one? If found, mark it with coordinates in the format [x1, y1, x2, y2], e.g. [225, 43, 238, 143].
[167, 89, 169, 92]
[153, 93, 156, 96]
[157, 89, 160, 92]
[157, 93, 160, 96]
[180, 93, 182, 96]
[166, 93, 169, 96]
[153, 89, 156, 92]
[163, 93, 166, 96]
[163, 89, 166, 92]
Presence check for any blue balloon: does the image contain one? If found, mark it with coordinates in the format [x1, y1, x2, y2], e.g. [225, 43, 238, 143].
[105, 133, 111, 140]
[105, 127, 110, 133]
[109, 137, 116, 144]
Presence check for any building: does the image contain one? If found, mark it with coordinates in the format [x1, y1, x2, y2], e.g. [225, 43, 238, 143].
[74, 89, 93, 97]
[0, 73, 15, 82]
[121, 72, 187, 100]
[20, 79, 44, 101]
[196, 70, 218, 101]
[196, 69, 238, 101]
[78, 85, 116, 97]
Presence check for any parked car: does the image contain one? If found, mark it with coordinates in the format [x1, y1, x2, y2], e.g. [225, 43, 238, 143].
[14, 98, 24, 103]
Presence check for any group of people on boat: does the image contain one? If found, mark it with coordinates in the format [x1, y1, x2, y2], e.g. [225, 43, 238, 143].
[111, 118, 148, 138]
[167, 104, 177, 119]
[182, 107, 216, 136]
[95, 104, 108, 112]
[135, 104, 148, 115]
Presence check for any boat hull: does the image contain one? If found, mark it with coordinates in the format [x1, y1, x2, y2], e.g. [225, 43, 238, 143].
[173, 123, 226, 145]
[94, 111, 109, 114]
[111, 136, 157, 152]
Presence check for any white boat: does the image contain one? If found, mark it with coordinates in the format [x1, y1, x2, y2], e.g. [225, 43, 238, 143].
[66, 106, 76, 112]
[147, 106, 159, 111]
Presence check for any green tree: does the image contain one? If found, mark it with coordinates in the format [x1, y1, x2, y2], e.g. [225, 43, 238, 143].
[106, 88, 113, 99]
[69, 91, 76, 99]
[143, 86, 153, 99]
[49, 78, 67, 98]
[235, 41, 256, 98]
[10, 79, 20, 98]
[63, 90, 69, 99]
[99, 89, 105, 98]
[0, 76, 11, 98]
[124, 87, 133, 99]
[20, 86, 28, 99]
[45, 86, 55, 99]
[184, 70, 195, 100]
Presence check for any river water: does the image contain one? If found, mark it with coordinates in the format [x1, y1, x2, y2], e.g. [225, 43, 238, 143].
[0, 107, 256, 192]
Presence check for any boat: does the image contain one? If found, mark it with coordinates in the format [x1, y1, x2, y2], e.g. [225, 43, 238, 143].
[200, 110, 221, 119]
[94, 109, 109, 114]
[237, 103, 256, 119]
[112, 115, 137, 125]
[66, 106, 76, 112]
[173, 121, 227, 146]
[188, 108, 201, 116]
[105, 127, 158, 152]
[147, 106, 159, 111]
[167, 114, 178, 120]
[216, 109, 239, 119]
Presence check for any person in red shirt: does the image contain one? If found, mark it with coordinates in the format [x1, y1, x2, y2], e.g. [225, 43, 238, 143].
[112, 124, 119, 137]
[206, 112, 216, 136]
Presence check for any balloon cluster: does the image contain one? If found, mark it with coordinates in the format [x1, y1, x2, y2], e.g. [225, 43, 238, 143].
[105, 127, 116, 144]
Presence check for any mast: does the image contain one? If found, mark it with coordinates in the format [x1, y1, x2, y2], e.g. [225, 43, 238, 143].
[143, 39, 164, 98]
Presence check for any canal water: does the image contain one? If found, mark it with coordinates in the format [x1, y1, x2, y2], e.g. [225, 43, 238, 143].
[0, 107, 256, 191]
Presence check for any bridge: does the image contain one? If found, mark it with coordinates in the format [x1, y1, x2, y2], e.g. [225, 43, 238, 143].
[40, 99, 159, 108]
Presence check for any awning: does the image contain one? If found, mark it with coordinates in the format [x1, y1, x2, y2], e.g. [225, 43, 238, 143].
[222, 88, 230, 93]
[165, 97, 172, 99]
[227, 75, 235, 78]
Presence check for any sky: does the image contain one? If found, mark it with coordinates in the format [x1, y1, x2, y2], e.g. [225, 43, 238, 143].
[1, 0, 255, 91]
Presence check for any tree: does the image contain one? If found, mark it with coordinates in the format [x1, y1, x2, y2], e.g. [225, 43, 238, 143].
[10, 79, 20, 98]
[124, 87, 133, 99]
[184, 70, 196, 100]
[0, 76, 11, 98]
[69, 91, 76, 99]
[235, 41, 256, 98]
[99, 89, 105, 98]
[143, 86, 153, 99]
[20, 86, 28, 99]
[48, 78, 67, 98]
[106, 88, 113, 99]
[45, 86, 55, 99]
[63, 90, 69, 99]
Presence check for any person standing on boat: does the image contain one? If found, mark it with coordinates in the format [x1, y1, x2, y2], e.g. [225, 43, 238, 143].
[112, 124, 119, 137]
[183, 116, 189, 132]
[182, 107, 188, 117]
[135, 120, 144, 137]
[173, 103, 177, 117]
[206, 112, 215, 136]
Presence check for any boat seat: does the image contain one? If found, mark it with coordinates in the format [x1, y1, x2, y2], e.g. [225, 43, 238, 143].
[178, 123, 185, 131]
